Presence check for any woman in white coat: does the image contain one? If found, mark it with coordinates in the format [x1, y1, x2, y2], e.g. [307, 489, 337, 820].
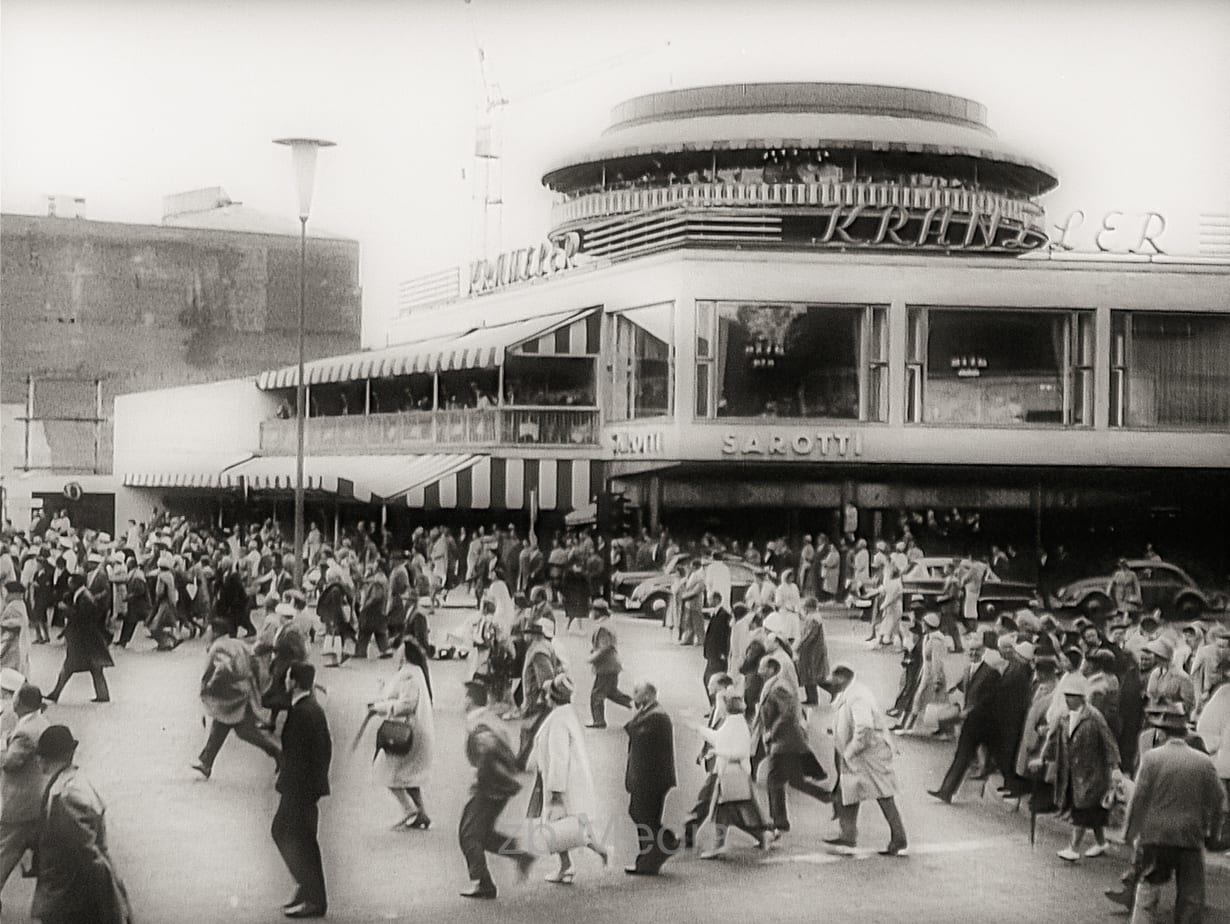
[1195, 658, 1230, 849]
[694, 690, 770, 857]
[525, 674, 610, 883]
[368, 638, 435, 830]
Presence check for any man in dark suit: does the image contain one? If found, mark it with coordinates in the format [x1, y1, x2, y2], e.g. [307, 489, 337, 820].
[273, 662, 331, 919]
[624, 681, 678, 875]
[929, 636, 1005, 804]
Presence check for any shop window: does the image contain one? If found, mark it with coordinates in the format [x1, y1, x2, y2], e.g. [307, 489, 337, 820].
[1110, 312, 1230, 429]
[909, 308, 1094, 426]
[608, 303, 673, 421]
[694, 301, 882, 420]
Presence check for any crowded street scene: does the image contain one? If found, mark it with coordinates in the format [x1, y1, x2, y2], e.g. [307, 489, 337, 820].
[2, 1, 1229, 922]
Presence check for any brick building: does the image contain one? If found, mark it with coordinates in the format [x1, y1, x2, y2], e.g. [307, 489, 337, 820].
[0, 188, 361, 528]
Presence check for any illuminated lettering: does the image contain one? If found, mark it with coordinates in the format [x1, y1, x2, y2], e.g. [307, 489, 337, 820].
[1131, 212, 1166, 255]
[873, 205, 910, 246]
[1051, 210, 1084, 251]
[1095, 211, 1123, 253]
[833, 205, 867, 244]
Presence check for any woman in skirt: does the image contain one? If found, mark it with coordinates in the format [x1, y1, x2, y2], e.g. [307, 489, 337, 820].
[693, 690, 770, 858]
[1039, 672, 1121, 862]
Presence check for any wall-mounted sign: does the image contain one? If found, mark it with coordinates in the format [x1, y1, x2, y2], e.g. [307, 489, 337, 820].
[720, 430, 864, 459]
[611, 430, 666, 455]
[1048, 210, 1167, 255]
[791, 204, 1043, 252]
[469, 231, 583, 295]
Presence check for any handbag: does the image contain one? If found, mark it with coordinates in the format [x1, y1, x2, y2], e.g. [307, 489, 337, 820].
[716, 764, 752, 804]
[529, 814, 591, 854]
[376, 719, 415, 756]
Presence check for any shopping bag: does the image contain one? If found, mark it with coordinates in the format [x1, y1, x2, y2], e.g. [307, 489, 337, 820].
[528, 814, 592, 854]
[716, 764, 752, 804]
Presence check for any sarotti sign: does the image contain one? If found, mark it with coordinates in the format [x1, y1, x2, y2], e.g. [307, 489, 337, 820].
[469, 232, 582, 295]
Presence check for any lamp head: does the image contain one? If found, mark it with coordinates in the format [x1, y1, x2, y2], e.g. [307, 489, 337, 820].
[273, 137, 335, 220]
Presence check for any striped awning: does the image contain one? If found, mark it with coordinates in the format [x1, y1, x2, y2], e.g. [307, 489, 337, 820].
[221, 453, 483, 505]
[256, 307, 600, 390]
[124, 452, 601, 512]
[122, 452, 255, 489]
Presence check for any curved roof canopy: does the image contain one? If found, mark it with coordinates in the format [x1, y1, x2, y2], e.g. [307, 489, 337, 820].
[543, 82, 1058, 195]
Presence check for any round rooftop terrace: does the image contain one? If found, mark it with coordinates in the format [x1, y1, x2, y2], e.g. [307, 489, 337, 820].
[543, 82, 1058, 196]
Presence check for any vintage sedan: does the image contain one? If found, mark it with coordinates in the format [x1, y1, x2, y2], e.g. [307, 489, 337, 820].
[1051, 560, 1228, 621]
[611, 552, 692, 608]
[624, 558, 756, 616]
[901, 556, 1042, 620]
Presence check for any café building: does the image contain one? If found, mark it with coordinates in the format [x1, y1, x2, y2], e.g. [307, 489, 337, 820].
[117, 83, 1229, 568]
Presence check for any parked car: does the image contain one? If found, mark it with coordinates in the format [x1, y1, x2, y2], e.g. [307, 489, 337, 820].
[611, 553, 691, 608]
[1051, 560, 1228, 621]
[624, 558, 756, 617]
[900, 556, 1042, 620]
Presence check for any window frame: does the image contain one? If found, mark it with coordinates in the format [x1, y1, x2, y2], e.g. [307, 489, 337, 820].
[904, 306, 1096, 429]
[605, 302, 676, 422]
[693, 300, 888, 423]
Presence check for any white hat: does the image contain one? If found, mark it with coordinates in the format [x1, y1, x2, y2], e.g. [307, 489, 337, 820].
[0, 668, 26, 693]
[537, 618, 556, 640]
[1057, 672, 1090, 699]
[1014, 641, 1036, 662]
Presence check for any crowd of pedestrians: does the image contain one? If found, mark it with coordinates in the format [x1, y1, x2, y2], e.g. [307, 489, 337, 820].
[1, 510, 1227, 921]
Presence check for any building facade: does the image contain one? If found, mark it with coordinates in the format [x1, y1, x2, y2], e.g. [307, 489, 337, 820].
[116, 84, 1230, 577]
[0, 189, 361, 529]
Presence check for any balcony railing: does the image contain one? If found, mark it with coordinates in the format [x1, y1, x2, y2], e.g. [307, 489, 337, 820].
[552, 181, 1046, 231]
[259, 407, 600, 455]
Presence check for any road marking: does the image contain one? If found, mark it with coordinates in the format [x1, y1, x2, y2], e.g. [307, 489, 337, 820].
[763, 836, 1016, 864]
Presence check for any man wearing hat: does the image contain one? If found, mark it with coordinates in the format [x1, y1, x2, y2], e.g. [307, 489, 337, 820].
[0, 684, 48, 904]
[1120, 700, 1226, 920]
[458, 677, 535, 898]
[31, 725, 132, 923]
[586, 601, 633, 729]
[46, 574, 113, 705]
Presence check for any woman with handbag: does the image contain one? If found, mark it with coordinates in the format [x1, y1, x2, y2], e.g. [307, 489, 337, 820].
[693, 690, 770, 858]
[368, 638, 435, 830]
[524, 674, 610, 883]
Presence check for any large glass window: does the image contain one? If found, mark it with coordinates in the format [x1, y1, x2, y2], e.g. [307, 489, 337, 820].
[908, 308, 1094, 426]
[1111, 312, 1230, 429]
[608, 303, 673, 421]
[694, 302, 886, 420]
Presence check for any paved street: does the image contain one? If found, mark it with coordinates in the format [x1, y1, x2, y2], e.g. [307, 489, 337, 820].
[3, 602, 1228, 924]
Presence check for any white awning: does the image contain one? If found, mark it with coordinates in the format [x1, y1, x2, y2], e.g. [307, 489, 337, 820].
[221, 453, 483, 504]
[121, 452, 255, 489]
[256, 307, 598, 390]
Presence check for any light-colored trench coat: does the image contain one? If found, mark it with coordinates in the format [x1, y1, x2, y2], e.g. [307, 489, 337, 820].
[526, 703, 596, 819]
[833, 680, 899, 804]
[371, 663, 434, 788]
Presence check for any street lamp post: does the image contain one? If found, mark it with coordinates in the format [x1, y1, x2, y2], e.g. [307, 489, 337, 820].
[273, 137, 335, 586]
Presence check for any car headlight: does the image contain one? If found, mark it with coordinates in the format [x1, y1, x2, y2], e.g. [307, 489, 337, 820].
[1054, 585, 1069, 601]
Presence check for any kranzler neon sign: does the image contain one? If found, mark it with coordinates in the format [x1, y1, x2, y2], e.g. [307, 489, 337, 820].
[469, 232, 583, 295]
[778, 204, 1045, 251]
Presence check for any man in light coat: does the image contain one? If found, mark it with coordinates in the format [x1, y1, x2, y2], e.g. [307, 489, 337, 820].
[192, 619, 281, 780]
[828, 665, 908, 855]
[32, 725, 132, 924]
[0, 685, 48, 906]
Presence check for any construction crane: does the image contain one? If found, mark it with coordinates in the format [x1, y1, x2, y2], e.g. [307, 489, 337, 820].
[463, 0, 670, 261]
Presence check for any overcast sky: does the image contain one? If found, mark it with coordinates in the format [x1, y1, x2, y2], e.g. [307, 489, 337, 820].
[4, 0, 1228, 346]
